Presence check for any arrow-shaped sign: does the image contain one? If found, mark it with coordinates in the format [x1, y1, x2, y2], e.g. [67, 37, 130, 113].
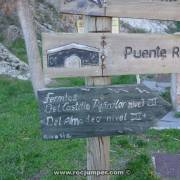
[38, 85, 171, 140]
[60, 0, 180, 21]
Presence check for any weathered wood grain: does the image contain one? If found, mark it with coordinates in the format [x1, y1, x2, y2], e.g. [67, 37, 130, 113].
[84, 16, 112, 180]
[37, 85, 171, 140]
[42, 33, 180, 78]
[60, 0, 180, 21]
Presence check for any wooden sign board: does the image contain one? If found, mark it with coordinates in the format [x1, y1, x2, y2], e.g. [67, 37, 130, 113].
[38, 85, 171, 140]
[43, 33, 180, 78]
[60, 0, 180, 21]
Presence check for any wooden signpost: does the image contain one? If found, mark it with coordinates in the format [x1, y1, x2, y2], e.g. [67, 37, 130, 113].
[38, 1, 180, 179]
[85, 16, 112, 180]
[60, 0, 180, 21]
[38, 85, 171, 140]
[43, 33, 180, 78]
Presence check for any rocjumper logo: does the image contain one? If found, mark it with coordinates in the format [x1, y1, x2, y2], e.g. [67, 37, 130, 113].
[64, 0, 103, 8]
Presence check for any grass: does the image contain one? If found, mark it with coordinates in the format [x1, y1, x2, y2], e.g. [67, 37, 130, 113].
[0, 35, 4, 42]
[175, 21, 180, 32]
[0, 37, 28, 63]
[112, 75, 137, 85]
[48, 77, 85, 88]
[160, 88, 171, 103]
[0, 36, 44, 65]
[175, 112, 180, 118]
[0, 76, 86, 180]
[48, 75, 137, 88]
[0, 75, 180, 180]
[7, 38, 28, 63]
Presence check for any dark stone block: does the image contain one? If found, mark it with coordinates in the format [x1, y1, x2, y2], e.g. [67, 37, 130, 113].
[153, 153, 180, 179]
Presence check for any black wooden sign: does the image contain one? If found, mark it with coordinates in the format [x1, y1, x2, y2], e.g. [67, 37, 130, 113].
[38, 85, 171, 140]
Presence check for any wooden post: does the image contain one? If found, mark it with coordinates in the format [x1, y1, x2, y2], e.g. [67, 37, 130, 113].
[84, 16, 112, 180]
[17, 0, 45, 96]
[171, 32, 180, 112]
[171, 74, 180, 112]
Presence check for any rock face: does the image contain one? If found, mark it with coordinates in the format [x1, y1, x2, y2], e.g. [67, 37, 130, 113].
[33, 0, 78, 34]
[6, 25, 23, 43]
[120, 18, 176, 33]
[44, 0, 61, 12]
[0, 43, 30, 80]
[0, 0, 78, 80]
[0, 0, 78, 42]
